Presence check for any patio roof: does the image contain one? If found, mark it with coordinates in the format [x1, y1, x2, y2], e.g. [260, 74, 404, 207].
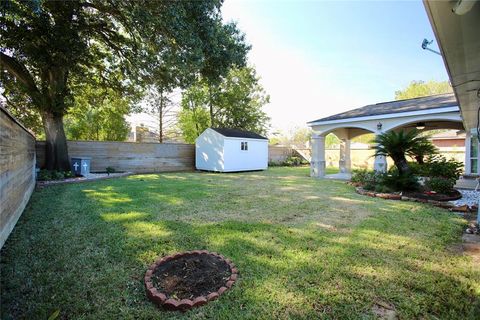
[423, 1, 480, 131]
[309, 93, 457, 124]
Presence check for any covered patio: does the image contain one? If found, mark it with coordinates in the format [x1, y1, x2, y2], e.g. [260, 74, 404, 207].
[308, 93, 464, 178]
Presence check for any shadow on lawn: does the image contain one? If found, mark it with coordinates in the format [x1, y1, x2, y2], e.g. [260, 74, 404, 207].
[2, 172, 479, 319]
[76, 174, 479, 318]
[97, 207, 480, 319]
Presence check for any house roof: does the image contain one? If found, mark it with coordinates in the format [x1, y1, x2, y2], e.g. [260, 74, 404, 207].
[309, 93, 458, 124]
[211, 128, 268, 140]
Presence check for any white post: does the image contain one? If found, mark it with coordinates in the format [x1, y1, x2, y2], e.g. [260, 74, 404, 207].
[373, 132, 387, 172]
[465, 131, 472, 174]
[310, 134, 326, 178]
[339, 139, 351, 173]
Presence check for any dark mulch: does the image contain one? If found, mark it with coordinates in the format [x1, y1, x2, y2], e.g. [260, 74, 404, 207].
[403, 189, 462, 202]
[151, 254, 232, 300]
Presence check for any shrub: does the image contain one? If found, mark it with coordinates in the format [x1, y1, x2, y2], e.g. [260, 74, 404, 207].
[351, 169, 369, 183]
[374, 184, 392, 193]
[51, 170, 65, 180]
[382, 170, 419, 192]
[268, 161, 282, 167]
[417, 155, 463, 193]
[269, 156, 308, 167]
[64, 171, 74, 178]
[37, 170, 52, 181]
[422, 155, 462, 181]
[37, 169, 73, 181]
[406, 161, 423, 176]
[351, 169, 385, 191]
[426, 177, 456, 194]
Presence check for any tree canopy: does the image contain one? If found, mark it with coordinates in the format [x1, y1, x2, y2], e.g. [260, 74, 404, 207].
[1, 0, 249, 170]
[395, 80, 452, 100]
[178, 66, 270, 143]
[63, 82, 134, 141]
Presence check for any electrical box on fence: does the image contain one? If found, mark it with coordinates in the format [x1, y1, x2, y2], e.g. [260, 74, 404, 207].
[71, 157, 91, 176]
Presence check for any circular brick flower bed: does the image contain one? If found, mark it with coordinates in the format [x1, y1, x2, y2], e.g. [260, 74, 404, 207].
[144, 251, 238, 312]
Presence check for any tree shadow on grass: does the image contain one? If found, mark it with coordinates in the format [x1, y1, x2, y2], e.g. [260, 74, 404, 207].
[1, 172, 479, 319]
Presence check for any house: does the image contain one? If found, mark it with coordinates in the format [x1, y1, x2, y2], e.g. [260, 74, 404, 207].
[195, 128, 268, 172]
[423, 0, 480, 175]
[430, 130, 465, 149]
[308, 93, 464, 177]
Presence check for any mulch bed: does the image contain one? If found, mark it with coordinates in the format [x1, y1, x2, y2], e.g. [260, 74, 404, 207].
[355, 187, 476, 212]
[145, 251, 238, 312]
[402, 189, 462, 202]
[152, 254, 231, 300]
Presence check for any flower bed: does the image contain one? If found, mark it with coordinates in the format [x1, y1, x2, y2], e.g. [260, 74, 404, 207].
[144, 251, 238, 312]
[355, 187, 476, 212]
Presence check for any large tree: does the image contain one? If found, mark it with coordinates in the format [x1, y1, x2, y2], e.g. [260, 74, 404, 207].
[395, 80, 452, 100]
[63, 82, 134, 141]
[0, 0, 248, 170]
[178, 66, 270, 143]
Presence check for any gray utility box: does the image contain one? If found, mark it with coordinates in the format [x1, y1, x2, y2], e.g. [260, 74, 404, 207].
[71, 157, 91, 176]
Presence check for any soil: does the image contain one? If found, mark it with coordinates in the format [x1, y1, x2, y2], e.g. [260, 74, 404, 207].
[402, 189, 462, 202]
[151, 254, 232, 300]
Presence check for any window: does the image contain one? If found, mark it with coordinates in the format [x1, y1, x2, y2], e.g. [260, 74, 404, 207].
[241, 141, 248, 151]
[471, 135, 478, 174]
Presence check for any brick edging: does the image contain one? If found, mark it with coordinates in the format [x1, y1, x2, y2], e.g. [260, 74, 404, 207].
[144, 251, 238, 312]
[355, 187, 476, 213]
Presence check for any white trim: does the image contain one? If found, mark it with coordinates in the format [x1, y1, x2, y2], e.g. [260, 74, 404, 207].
[224, 136, 268, 142]
[307, 106, 460, 127]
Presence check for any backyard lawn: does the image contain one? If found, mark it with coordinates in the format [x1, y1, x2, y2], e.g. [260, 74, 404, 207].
[1, 167, 479, 319]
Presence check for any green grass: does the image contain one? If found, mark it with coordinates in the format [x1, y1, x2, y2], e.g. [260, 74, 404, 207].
[326, 166, 340, 174]
[1, 167, 479, 319]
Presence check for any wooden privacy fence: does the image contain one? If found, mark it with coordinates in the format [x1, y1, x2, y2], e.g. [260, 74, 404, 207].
[36, 141, 195, 173]
[0, 106, 36, 249]
[268, 146, 311, 163]
[36, 144, 307, 172]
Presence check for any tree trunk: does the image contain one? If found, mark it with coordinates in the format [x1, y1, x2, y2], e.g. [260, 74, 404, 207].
[394, 156, 411, 176]
[42, 111, 71, 171]
[159, 90, 163, 143]
[209, 86, 214, 127]
[415, 155, 424, 164]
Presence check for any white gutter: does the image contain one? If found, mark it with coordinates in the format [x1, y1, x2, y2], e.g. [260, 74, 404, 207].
[307, 106, 460, 127]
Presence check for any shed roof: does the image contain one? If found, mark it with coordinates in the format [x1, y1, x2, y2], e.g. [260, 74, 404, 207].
[309, 93, 457, 124]
[211, 128, 268, 140]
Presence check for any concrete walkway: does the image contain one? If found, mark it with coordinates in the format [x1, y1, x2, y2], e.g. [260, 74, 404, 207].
[455, 177, 479, 190]
[324, 172, 352, 180]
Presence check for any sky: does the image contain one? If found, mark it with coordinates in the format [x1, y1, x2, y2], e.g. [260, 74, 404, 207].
[221, 0, 450, 134]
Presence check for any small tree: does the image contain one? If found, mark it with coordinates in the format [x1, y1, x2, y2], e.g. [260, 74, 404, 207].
[372, 130, 434, 176]
[145, 87, 179, 143]
[410, 138, 438, 164]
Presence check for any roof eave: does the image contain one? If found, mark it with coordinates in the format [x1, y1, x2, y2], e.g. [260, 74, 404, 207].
[307, 105, 460, 127]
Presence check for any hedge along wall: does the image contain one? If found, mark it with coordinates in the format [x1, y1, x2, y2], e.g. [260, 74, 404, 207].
[0, 106, 36, 249]
[36, 141, 195, 173]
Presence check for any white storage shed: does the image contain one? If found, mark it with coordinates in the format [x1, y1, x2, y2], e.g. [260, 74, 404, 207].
[195, 128, 268, 172]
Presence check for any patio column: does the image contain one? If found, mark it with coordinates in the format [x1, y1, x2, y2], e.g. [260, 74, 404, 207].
[373, 132, 387, 172]
[310, 134, 326, 178]
[339, 138, 351, 173]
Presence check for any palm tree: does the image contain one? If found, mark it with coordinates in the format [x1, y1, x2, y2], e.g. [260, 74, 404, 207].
[372, 130, 435, 175]
[409, 138, 438, 164]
